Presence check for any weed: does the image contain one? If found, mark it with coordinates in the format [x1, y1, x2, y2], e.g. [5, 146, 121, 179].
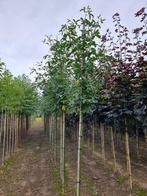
[136, 189, 147, 196]
[116, 175, 127, 185]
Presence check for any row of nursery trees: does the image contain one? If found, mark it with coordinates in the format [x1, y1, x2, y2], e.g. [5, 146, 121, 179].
[34, 7, 147, 196]
[0, 59, 38, 165]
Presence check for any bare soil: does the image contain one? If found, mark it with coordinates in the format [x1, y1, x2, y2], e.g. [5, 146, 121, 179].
[0, 121, 57, 196]
[0, 121, 147, 196]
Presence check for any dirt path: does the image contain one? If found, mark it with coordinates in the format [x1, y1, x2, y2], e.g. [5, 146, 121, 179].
[0, 121, 57, 196]
[0, 121, 147, 196]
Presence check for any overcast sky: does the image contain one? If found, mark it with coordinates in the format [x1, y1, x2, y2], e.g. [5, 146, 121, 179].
[0, 0, 146, 77]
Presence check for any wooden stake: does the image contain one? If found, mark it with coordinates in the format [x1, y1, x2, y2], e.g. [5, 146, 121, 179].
[125, 124, 133, 191]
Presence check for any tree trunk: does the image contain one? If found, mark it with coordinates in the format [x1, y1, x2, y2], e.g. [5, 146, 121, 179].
[14, 114, 18, 151]
[61, 112, 65, 194]
[92, 119, 95, 153]
[55, 114, 58, 162]
[87, 130, 90, 154]
[2, 112, 6, 165]
[6, 114, 9, 159]
[51, 115, 54, 146]
[12, 114, 15, 153]
[144, 128, 147, 143]
[77, 106, 83, 196]
[49, 115, 52, 144]
[21, 114, 23, 139]
[18, 113, 21, 147]
[100, 123, 105, 165]
[57, 116, 60, 164]
[0, 111, 3, 145]
[8, 114, 12, 156]
[60, 115, 63, 179]
[110, 127, 116, 171]
[44, 114, 46, 133]
[135, 126, 139, 158]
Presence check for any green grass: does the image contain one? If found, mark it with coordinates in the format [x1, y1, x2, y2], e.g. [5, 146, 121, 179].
[50, 161, 75, 196]
[81, 175, 98, 196]
[116, 175, 128, 185]
[32, 116, 42, 121]
[51, 166, 69, 196]
[35, 117, 42, 121]
[5, 193, 16, 196]
[136, 189, 147, 196]
[0, 151, 20, 181]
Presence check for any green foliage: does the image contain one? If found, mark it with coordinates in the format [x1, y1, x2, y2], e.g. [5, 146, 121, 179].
[0, 61, 38, 114]
[59, 7, 105, 113]
[34, 6, 106, 115]
[15, 74, 39, 114]
[0, 58, 5, 77]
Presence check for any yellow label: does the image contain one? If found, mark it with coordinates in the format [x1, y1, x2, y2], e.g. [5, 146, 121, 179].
[62, 105, 65, 111]
[76, 80, 80, 85]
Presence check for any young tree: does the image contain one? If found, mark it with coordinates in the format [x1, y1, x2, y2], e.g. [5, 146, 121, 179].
[59, 7, 105, 196]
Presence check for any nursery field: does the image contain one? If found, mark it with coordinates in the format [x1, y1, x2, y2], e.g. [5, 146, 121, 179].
[0, 119, 147, 196]
[0, 5, 147, 196]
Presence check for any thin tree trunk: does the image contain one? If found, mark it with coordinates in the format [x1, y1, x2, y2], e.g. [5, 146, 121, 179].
[21, 114, 23, 140]
[60, 115, 63, 179]
[25, 116, 27, 137]
[87, 130, 90, 154]
[56, 116, 60, 164]
[12, 114, 15, 153]
[100, 123, 105, 165]
[110, 127, 116, 171]
[16, 115, 19, 148]
[18, 113, 21, 147]
[8, 114, 12, 155]
[92, 119, 95, 153]
[0, 110, 3, 144]
[135, 125, 139, 158]
[55, 115, 58, 162]
[61, 112, 65, 194]
[44, 114, 46, 133]
[0, 111, 3, 164]
[2, 112, 6, 165]
[13, 114, 16, 152]
[77, 106, 83, 196]
[52, 115, 54, 146]
[6, 114, 9, 159]
[49, 115, 52, 145]
[144, 128, 147, 143]
[14, 114, 17, 151]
